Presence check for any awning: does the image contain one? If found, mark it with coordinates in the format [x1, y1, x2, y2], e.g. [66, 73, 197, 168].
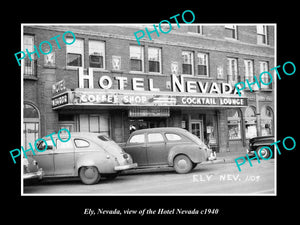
[52, 88, 248, 110]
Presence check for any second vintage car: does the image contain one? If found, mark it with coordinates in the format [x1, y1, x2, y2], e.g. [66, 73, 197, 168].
[247, 135, 274, 159]
[123, 127, 212, 174]
[30, 132, 137, 184]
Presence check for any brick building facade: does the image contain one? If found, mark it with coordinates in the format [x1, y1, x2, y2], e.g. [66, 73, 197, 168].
[22, 24, 275, 153]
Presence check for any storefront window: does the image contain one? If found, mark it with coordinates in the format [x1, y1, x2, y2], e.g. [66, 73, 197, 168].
[245, 106, 257, 139]
[261, 106, 273, 136]
[79, 114, 110, 136]
[23, 103, 40, 148]
[227, 109, 241, 140]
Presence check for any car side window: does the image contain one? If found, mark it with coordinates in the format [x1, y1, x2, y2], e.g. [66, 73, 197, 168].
[148, 133, 164, 143]
[74, 139, 90, 148]
[165, 133, 182, 141]
[129, 134, 145, 144]
[37, 140, 54, 151]
[56, 139, 74, 151]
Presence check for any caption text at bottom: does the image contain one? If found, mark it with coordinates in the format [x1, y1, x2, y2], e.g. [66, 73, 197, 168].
[84, 208, 219, 216]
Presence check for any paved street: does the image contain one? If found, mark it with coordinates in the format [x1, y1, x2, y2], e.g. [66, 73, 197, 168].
[23, 157, 275, 195]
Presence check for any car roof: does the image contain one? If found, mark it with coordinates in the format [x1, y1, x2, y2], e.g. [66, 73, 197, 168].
[131, 127, 189, 135]
[42, 132, 106, 140]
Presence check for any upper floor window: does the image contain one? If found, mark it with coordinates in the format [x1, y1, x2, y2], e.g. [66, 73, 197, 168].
[182, 51, 194, 75]
[244, 59, 254, 82]
[130, 45, 144, 72]
[148, 47, 161, 73]
[89, 40, 105, 69]
[259, 61, 271, 89]
[197, 53, 208, 76]
[67, 38, 83, 67]
[23, 35, 35, 76]
[257, 25, 268, 45]
[225, 25, 237, 39]
[227, 58, 238, 83]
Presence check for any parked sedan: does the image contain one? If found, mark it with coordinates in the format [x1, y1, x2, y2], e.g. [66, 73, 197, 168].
[247, 135, 274, 159]
[31, 132, 137, 184]
[123, 127, 212, 174]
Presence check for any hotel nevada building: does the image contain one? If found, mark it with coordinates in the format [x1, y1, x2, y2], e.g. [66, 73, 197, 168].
[23, 24, 275, 153]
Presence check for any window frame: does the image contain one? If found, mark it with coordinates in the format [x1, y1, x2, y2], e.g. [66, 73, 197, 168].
[196, 52, 209, 76]
[244, 59, 254, 83]
[129, 133, 145, 144]
[257, 25, 268, 45]
[227, 57, 238, 83]
[147, 133, 165, 143]
[74, 138, 90, 148]
[259, 61, 271, 89]
[88, 40, 105, 70]
[23, 35, 35, 76]
[165, 133, 182, 142]
[182, 50, 194, 75]
[130, 45, 144, 72]
[148, 47, 162, 74]
[225, 25, 237, 39]
[66, 38, 84, 69]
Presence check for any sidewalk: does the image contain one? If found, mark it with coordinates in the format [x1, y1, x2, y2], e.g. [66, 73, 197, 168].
[203, 151, 247, 165]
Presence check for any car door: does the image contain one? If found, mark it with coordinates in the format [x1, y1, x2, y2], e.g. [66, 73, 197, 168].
[146, 132, 168, 165]
[54, 138, 75, 176]
[34, 140, 55, 176]
[123, 133, 148, 166]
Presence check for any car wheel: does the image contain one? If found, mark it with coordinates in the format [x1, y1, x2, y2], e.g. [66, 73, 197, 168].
[256, 146, 271, 159]
[173, 154, 193, 174]
[79, 166, 101, 185]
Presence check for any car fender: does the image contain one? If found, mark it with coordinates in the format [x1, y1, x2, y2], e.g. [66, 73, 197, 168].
[75, 152, 116, 175]
[168, 144, 207, 166]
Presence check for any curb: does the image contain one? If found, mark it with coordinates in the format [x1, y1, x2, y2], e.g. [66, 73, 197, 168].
[202, 157, 237, 165]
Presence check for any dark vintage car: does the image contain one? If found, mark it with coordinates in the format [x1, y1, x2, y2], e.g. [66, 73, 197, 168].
[123, 127, 213, 174]
[247, 135, 274, 159]
[30, 132, 137, 184]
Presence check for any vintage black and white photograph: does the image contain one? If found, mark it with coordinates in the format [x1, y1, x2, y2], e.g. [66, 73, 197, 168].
[20, 23, 277, 195]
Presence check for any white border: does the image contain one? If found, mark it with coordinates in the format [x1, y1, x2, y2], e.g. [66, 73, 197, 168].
[20, 23, 277, 196]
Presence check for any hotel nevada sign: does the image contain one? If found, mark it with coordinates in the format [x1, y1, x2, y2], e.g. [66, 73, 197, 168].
[52, 72, 248, 109]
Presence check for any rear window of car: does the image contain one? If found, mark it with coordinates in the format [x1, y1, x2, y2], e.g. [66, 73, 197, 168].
[74, 139, 90, 148]
[165, 133, 182, 141]
[98, 135, 112, 141]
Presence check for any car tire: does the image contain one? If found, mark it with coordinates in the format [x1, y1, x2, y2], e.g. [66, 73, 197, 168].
[256, 146, 272, 159]
[173, 154, 193, 174]
[79, 166, 101, 185]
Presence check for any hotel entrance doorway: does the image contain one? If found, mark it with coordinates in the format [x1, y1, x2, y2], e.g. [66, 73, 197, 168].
[190, 120, 204, 142]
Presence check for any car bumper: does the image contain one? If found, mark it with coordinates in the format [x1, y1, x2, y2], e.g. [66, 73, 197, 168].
[114, 163, 138, 171]
[23, 169, 44, 180]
